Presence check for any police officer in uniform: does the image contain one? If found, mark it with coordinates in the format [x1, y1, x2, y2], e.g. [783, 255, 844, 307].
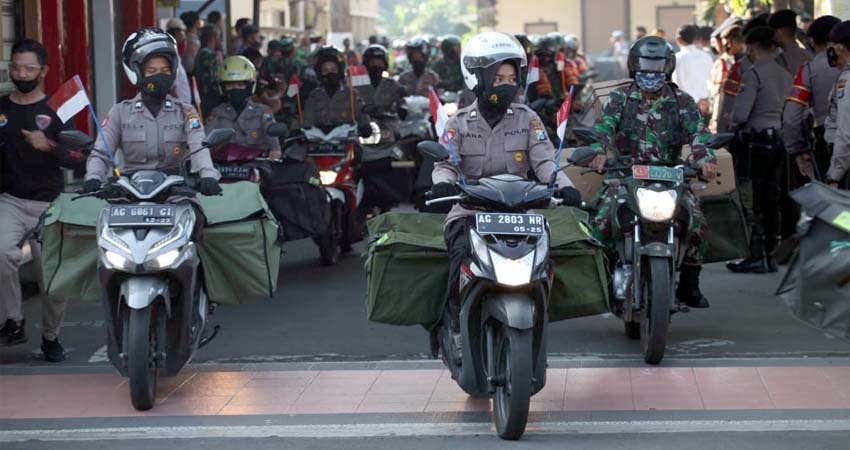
[782, 15, 841, 182]
[83, 27, 221, 196]
[430, 32, 581, 343]
[825, 21, 850, 189]
[300, 46, 372, 137]
[727, 27, 793, 274]
[714, 25, 751, 133]
[398, 38, 441, 97]
[589, 36, 717, 308]
[768, 10, 813, 76]
[206, 56, 282, 160]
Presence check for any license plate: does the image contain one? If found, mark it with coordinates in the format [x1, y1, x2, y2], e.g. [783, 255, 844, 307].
[632, 165, 684, 183]
[217, 165, 251, 179]
[108, 205, 174, 227]
[311, 143, 345, 154]
[475, 213, 545, 235]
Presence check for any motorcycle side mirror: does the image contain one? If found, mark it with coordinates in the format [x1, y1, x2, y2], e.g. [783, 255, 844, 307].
[202, 128, 235, 149]
[416, 141, 451, 161]
[568, 146, 600, 167]
[706, 132, 735, 149]
[58, 130, 94, 149]
[266, 122, 288, 137]
[571, 127, 601, 144]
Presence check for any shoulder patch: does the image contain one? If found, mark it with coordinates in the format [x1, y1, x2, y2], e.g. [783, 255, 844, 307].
[441, 128, 456, 144]
[188, 111, 201, 129]
[838, 79, 847, 99]
[100, 115, 109, 128]
[0, 114, 7, 127]
[35, 114, 53, 131]
[263, 113, 275, 122]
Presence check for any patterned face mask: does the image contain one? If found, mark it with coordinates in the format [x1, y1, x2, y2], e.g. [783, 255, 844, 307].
[635, 71, 666, 92]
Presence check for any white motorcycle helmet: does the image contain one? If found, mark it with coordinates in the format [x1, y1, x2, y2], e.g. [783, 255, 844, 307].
[461, 32, 528, 95]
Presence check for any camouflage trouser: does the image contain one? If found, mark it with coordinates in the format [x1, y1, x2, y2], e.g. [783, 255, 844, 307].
[591, 188, 707, 266]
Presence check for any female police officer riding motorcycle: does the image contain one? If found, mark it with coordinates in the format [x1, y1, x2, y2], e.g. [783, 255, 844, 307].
[430, 32, 581, 345]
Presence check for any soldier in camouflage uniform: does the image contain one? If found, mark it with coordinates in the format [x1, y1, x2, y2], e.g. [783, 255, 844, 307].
[194, 25, 223, 119]
[260, 37, 304, 123]
[398, 38, 441, 96]
[589, 36, 717, 308]
[431, 35, 464, 92]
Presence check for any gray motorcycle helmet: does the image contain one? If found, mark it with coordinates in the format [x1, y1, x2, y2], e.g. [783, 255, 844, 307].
[121, 27, 178, 86]
[627, 36, 676, 78]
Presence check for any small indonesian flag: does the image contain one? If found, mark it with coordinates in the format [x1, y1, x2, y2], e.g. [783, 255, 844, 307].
[526, 56, 540, 85]
[556, 52, 565, 72]
[286, 73, 302, 98]
[47, 75, 90, 123]
[429, 87, 449, 141]
[555, 85, 575, 141]
[349, 65, 370, 87]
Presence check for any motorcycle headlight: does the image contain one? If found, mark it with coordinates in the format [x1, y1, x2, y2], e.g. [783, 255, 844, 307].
[533, 232, 549, 269]
[469, 229, 492, 270]
[147, 248, 181, 269]
[491, 251, 535, 287]
[319, 170, 339, 186]
[104, 250, 132, 271]
[635, 188, 678, 222]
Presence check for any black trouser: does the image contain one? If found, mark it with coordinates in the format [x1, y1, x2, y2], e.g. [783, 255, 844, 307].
[735, 131, 782, 253]
[445, 218, 470, 321]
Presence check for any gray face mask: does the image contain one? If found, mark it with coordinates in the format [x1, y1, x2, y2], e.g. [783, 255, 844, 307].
[635, 71, 666, 92]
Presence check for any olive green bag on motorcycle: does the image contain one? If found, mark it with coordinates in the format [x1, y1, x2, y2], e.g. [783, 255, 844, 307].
[364, 209, 609, 328]
[40, 182, 281, 305]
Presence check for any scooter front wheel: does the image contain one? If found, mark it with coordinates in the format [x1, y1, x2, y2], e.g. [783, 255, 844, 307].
[127, 305, 158, 410]
[492, 326, 532, 440]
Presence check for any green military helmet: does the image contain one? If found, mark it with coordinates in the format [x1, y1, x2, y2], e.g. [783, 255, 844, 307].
[219, 55, 257, 95]
[279, 36, 296, 54]
[627, 35, 675, 78]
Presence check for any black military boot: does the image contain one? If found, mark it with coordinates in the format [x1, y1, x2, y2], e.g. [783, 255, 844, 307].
[727, 234, 770, 273]
[676, 265, 710, 308]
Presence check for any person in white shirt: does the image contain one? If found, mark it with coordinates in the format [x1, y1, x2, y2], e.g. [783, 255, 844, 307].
[672, 24, 714, 102]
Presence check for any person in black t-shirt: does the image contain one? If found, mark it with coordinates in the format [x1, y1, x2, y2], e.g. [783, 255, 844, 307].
[0, 39, 82, 362]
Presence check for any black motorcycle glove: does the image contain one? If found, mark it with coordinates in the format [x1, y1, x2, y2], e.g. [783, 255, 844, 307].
[199, 177, 222, 196]
[430, 182, 458, 199]
[358, 124, 373, 138]
[557, 186, 582, 207]
[81, 179, 102, 194]
[397, 106, 408, 121]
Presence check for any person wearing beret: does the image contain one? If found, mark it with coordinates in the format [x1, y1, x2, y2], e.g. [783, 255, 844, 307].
[769, 9, 813, 76]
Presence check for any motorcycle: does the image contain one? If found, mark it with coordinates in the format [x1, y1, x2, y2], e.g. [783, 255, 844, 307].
[570, 130, 734, 364]
[359, 117, 415, 214]
[210, 123, 289, 184]
[286, 123, 365, 265]
[417, 141, 563, 440]
[63, 128, 234, 410]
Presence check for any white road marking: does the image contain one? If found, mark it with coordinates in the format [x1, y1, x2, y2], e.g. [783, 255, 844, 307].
[87, 345, 108, 363]
[1, 419, 847, 442]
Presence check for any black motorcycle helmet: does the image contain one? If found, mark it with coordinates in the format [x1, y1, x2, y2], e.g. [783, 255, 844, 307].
[312, 45, 346, 74]
[514, 34, 533, 59]
[121, 27, 178, 86]
[362, 44, 389, 67]
[405, 37, 431, 63]
[440, 34, 461, 57]
[627, 36, 676, 78]
[534, 36, 559, 58]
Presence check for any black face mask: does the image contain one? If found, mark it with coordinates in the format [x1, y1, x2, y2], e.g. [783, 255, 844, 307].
[321, 73, 341, 93]
[227, 88, 252, 111]
[481, 83, 518, 113]
[710, 46, 719, 55]
[140, 73, 175, 99]
[12, 77, 40, 94]
[412, 61, 426, 76]
[827, 47, 840, 67]
[367, 66, 384, 86]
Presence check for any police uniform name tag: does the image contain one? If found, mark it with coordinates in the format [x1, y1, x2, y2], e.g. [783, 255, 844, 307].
[108, 205, 175, 227]
[632, 165, 684, 183]
[476, 213, 545, 235]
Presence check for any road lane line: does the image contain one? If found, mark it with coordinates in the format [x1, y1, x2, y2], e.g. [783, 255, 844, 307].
[1, 419, 848, 442]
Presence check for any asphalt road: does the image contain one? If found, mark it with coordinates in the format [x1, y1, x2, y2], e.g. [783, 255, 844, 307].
[3, 237, 847, 367]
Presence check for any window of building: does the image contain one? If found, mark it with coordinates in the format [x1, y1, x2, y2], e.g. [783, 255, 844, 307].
[278, 10, 287, 27]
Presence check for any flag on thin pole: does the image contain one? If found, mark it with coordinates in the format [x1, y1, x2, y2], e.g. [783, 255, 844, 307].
[526, 56, 540, 85]
[428, 86, 465, 185]
[349, 65, 370, 87]
[287, 74, 304, 125]
[555, 85, 575, 142]
[47, 75, 90, 124]
[556, 52, 565, 72]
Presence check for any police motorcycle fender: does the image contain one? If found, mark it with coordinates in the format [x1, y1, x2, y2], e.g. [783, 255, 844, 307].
[418, 140, 568, 440]
[65, 128, 235, 411]
[211, 123, 288, 184]
[570, 130, 734, 364]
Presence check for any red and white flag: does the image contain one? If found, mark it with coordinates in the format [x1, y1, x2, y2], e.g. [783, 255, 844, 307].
[428, 87, 449, 140]
[349, 65, 370, 87]
[555, 86, 575, 141]
[556, 52, 565, 72]
[526, 56, 540, 85]
[47, 75, 90, 123]
[286, 73, 302, 98]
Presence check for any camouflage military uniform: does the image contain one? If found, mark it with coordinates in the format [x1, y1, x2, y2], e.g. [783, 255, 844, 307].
[194, 46, 223, 119]
[591, 84, 716, 265]
[260, 56, 303, 122]
[398, 69, 441, 97]
[430, 57, 464, 92]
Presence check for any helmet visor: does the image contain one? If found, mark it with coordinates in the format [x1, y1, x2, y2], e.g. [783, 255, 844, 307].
[636, 57, 667, 73]
[463, 50, 528, 70]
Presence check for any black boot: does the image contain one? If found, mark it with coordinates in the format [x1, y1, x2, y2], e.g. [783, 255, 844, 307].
[727, 234, 770, 273]
[677, 265, 710, 308]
